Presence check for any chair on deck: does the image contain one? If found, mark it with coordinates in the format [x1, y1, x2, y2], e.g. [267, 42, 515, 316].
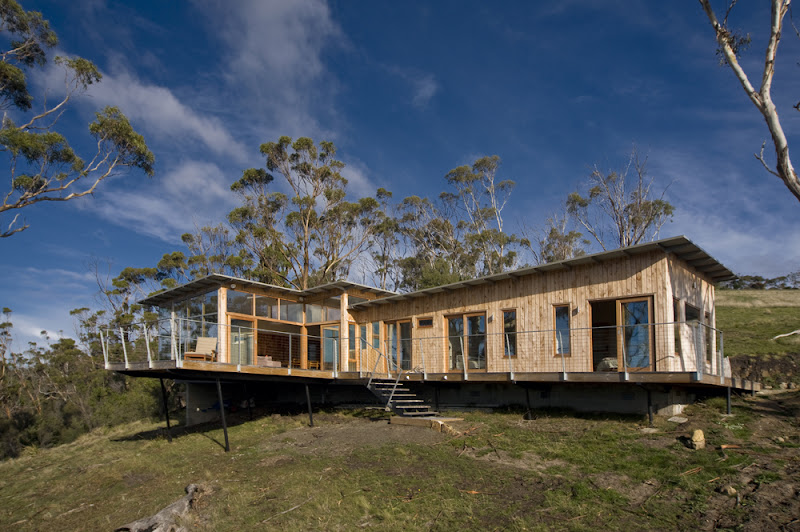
[185, 337, 218, 362]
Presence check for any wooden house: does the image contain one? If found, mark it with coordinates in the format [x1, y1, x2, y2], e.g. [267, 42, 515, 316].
[105, 236, 756, 419]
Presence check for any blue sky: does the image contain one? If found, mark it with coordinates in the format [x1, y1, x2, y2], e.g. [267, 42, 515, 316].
[2, 0, 799, 349]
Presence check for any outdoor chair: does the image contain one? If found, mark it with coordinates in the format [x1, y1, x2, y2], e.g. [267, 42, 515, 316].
[184, 337, 218, 362]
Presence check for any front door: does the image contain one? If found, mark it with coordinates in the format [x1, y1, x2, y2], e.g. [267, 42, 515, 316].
[386, 320, 412, 371]
[617, 297, 653, 371]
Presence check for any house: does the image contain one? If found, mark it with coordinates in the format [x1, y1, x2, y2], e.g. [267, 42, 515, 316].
[104, 236, 756, 423]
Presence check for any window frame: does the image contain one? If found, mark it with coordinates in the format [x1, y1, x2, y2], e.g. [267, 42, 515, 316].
[554, 304, 571, 357]
[502, 309, 517, 358]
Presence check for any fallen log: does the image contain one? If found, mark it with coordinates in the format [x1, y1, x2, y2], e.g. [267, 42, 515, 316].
[115, 484, 203, 532]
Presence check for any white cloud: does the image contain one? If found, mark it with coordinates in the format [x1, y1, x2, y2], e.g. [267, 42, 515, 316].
[86, 71, 250, 165]
[87, 160, 237, 242]
[193, 0, 345, 138]
[411, 74, 439, 108]
[340, 158, 377, 198]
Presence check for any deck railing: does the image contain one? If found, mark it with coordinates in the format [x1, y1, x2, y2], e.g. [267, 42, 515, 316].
[103, 319, 728, 382]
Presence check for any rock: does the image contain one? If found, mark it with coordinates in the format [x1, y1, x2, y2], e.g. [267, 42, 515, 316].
[776, 436, 786, 443]
[690, 429, 706, 450]
[719, 484, 737, 497]
[779, 382, 789, 390]
[641, 427, 659, 434]
[668, 416, 688, 424]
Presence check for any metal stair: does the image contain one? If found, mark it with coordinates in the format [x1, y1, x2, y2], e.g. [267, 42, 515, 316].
[366, 379, 439, 417]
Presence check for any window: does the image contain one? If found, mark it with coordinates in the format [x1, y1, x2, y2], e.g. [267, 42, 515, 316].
[386, 320, 412, 370]
[447, 313, 486, 370]
[227, 290, 253, 315]
[306, 304, 323, 323]
[255, 295, 278, 319]
[360, 324, 367, 350]
[280, 301, 303, 323]
[554, 305, 570, 356]
[349, 323, 357, 368]
[371, 322, 380, 350]
[503, 310, 517, 357]
[417, 317, 433, 328]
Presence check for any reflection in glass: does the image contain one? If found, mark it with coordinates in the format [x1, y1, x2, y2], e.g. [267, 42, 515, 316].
[622, 300, 651, 369]
[555, 306, 570, 355]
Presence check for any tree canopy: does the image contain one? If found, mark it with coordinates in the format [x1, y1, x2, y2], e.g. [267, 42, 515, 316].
[0, 0, 154, 238]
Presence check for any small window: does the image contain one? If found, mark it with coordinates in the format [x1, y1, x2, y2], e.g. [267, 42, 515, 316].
[418, 317, 433, 328]
[554, 305, 570, 356]
[371, 322, 380, 349]
[503, 310, 517, 357]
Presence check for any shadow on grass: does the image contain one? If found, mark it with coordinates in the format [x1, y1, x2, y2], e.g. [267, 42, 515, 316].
[110, 406, 390, 448]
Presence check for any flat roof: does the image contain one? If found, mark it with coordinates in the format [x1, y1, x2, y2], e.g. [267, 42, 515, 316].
[138, 274, 397, 308]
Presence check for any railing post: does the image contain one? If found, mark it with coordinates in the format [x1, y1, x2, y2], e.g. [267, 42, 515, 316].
[170, 310, 177, 362]
[420, 340, 427, 380]
[119, 327, 129, 369]
[333, 336, 339, 379]
[718, 330, 725, 384]
[621, 326, 629, 381]
[693, 322, 703, 381]
[143, 323, 153, 367]
[505, 333, 515, 381]
[100, 329, 109, 368]
[288, 333, 292, 375]
[460, 336, 467, 381]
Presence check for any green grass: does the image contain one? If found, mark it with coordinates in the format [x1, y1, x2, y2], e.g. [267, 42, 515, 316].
[716, 290, 800, 357]
[0, 394, 793, 531]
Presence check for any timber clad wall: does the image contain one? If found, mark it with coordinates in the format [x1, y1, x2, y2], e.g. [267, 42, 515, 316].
[351, 250, 715, 374]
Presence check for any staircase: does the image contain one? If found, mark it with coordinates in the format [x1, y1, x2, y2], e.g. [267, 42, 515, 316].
[366, 379, 439, 417]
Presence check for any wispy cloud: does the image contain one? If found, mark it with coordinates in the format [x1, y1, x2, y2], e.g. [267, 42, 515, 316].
[193, 0, 345, 139]
[86, 160, 236, 242]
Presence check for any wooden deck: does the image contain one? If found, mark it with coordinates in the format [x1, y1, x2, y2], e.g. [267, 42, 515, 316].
[107, 361, 760, 391]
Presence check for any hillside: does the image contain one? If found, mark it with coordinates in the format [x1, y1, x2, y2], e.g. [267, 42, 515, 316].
[716, 290, 800, 387]
[0, 393, 798, 531]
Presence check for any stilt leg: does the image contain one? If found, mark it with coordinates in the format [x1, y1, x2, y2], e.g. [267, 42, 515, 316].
[305, 384, 314, 427]
[159, 378, 172, 443]
[727, 386, 732, 415]
[216, 378, 230, 452]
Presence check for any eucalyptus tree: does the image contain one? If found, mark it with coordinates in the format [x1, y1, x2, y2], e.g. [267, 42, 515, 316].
[699, 0, 800, 202]
[0, 1, 154, 237]
[566, 149, 673, 251]
[441, 155, 526, 275]
[231, 136, 381, 290]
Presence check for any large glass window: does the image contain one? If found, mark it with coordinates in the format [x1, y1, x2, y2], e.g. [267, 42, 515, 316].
[324, 297, 341, 321]
[227, 290, 253, 315]
[255, 295, 278, 319]
[371, 322, 380, 350]
[386, 320, 412, 370]
[555, 305, 570, 356]
[280, 301, 303, 323]
[306, 304, 323, 323]
[503, 309, 517, 358]
[447, 313, 486, 370]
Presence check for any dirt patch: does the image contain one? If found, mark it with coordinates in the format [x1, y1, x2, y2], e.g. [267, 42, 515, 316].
[262, 415, 448, 457]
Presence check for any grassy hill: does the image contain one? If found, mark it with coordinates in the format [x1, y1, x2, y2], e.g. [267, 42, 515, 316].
[716, 290, 800, 357]
[0, 395, 798, 531]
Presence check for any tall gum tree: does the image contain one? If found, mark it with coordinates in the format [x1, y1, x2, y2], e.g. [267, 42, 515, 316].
[0, 1, 154, 237]
[566, 148, 673, 251]
[232, 136, 380, 290]
[699, 0, 800, 202]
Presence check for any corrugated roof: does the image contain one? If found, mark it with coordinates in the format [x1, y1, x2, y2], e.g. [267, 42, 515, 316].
[349, 235, 736, 309]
